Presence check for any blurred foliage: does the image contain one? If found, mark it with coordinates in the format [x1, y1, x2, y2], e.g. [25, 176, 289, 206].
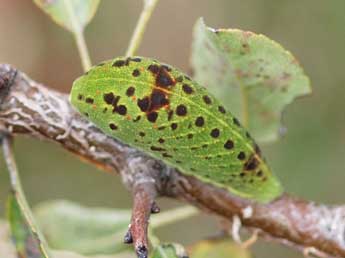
[192, 18, 311, 143]
[34, 200, 131, 255]
[7, 192, 50, 258]
[0, 1, 345, 258]
[0, 218, 133, 258]
[189, 239, 251, 258]
[33, 0, 100, 33]
[150, 243, 188, 258]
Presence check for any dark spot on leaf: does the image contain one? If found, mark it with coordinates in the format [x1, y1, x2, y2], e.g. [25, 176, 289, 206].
[109, 123, 118, 130]
[233, 117, 241, 126]
[182, 84, 193, 94]
[187, 133, 193, 139]
[103, 108, 108, 113]
[85, 97, 94, 104]
[244, 155, 259, 170]
[240, 172, 245, 177]
[224, 140, 234, 150]
[139, 132, 145, 137]
[147, 64, 160, 74]
[155, 66, 175, 88]
[78, 94, 84, 100]
[115, 105, 127, 115]
[237, 151, 246, 160]
[210, 128, 220, 138]
[126, 86, 135, 97]
[147, 112, 158, 123]
[158, 138, 165, 144]
[151, 146, 166, 152]
[218, 106, 226, 114]
[162, 153, 173, 158]
[195, 116, 204, 127]
[104, 92, 120, 106]
[130, 57, 141, 62]
[133, 115, 141, 122]
[158, 126, 166, 130]
[151, 90, 169, 109]
[137, 97, 150, 112]
[256, 170, 263, 177]
[132, 69, 140, 77]
[112, 60, 125, 67]
[203, 95, 212, 105]
[176, 104, 187, 116]
[171, 123, 178, 130]
[202, 144, 208, 148]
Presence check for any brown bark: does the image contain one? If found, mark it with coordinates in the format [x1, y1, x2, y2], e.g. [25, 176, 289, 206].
[0, 64, 344, 258]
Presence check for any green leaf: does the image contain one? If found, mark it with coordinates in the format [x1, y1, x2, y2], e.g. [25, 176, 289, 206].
[7, 191, 51, 258]
[1, 219, 133, 258]
[33, 0, 101, 32]
[189, 239, 251, 258]
[191, 18, 311, 143]
[34, 200, 131, 255]
[150, 243, 188, 258]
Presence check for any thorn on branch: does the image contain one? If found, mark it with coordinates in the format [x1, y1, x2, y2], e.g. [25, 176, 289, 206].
[151, 201, 160, 214]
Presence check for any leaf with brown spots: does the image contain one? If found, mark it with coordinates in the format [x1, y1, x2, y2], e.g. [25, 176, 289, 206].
[191, 18, 311, 142]
[70, 56, 283, 202]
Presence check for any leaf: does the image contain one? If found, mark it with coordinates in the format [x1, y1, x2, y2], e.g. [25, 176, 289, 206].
[33, 0, 101, 32]
[1, 219, 133, 258]
[34, 200, 131, 255]
[150, 243, 188, 258]
[7, 191, 51, 258]
[189, 239, 251, 258]
[191, 18, 311, 143]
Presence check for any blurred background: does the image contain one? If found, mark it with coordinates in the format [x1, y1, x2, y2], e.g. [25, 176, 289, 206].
[0, 1, 344, 257]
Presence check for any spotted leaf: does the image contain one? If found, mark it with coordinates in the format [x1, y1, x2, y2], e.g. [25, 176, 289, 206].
[70, 56, 283, 202]
[191, 18, 311, 142]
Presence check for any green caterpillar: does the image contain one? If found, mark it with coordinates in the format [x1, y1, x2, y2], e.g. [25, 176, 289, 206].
[70, 56, 283, 202]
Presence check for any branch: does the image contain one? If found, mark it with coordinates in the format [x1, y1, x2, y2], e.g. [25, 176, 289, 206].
[0, 64, 344, 258]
